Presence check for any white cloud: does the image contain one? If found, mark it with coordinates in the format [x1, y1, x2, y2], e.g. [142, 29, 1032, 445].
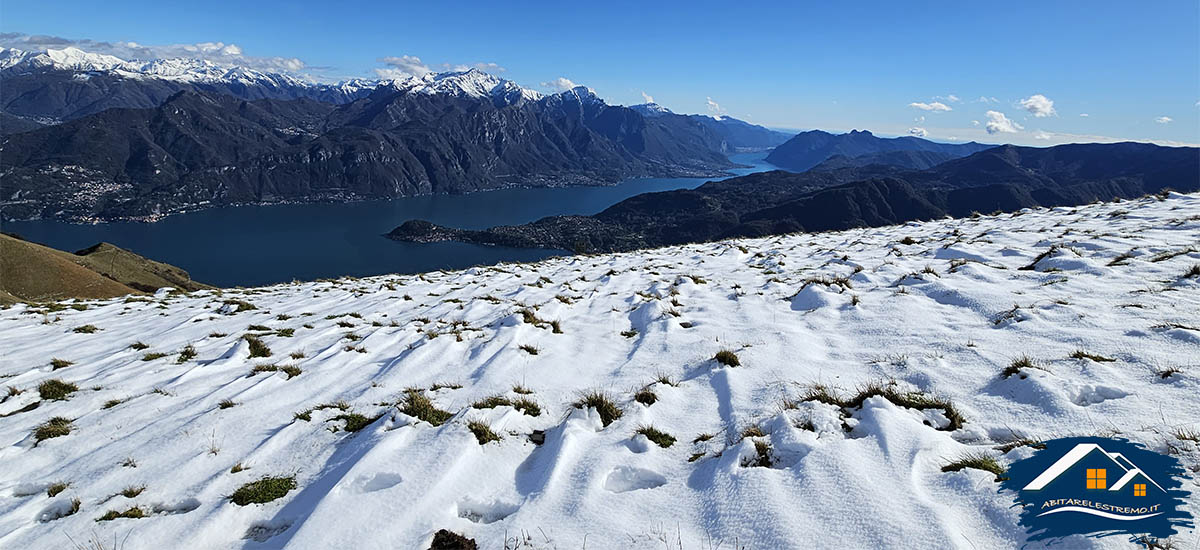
[975, 96, 1000, 103]
[375, 55, 431, 78]
[706, 97, 726, 115]
[540, 77, 578, 92]
[0, 32, 306, 74]
[1033, 130, 1053, 140]
[909, 101, 952, 112]
[985, 110, 1023, 134]
[908, 127, 928, 137]
[1019, 94, 1056, 117]
[947, 94, 960, 102]
[914, 115, 925, 123]
[641, 91, 655, 104]
[1079, 113, 1089, 117]
[971, 120, 980, 127]
[1155, 116, 1173, 124]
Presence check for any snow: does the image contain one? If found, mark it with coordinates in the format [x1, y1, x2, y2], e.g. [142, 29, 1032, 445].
[382, 69, 543, 104]
[1, 194, 1198, 549]
[0, 46, 376, 97]
[1, 46, 544, 108]
[630, 103, 673, 117]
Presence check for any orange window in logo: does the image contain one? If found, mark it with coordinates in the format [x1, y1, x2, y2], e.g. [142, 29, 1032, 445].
[1134, 483, 1146, 496]
[1086, 468, 1107, 489]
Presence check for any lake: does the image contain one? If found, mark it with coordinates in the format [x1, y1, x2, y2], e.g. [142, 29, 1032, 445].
[4, 152, 776, 287]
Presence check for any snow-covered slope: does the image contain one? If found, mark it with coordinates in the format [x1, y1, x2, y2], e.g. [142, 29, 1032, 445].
[382, 69, 544, 103]
[1, 194, 1198, 549]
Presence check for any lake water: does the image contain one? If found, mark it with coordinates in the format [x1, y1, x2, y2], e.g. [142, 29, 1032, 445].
[4, 152, 776, 287]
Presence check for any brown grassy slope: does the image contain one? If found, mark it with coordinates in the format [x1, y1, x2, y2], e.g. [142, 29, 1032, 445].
[72, 242, 210, 293]
[0, 235, 212, 303]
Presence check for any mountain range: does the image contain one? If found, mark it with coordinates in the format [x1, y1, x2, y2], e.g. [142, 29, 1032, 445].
[0, 46, 378, 125]
[0, 47, 792, 222]
[765, 129, 994, 172]
[388, 142, 1200, 252]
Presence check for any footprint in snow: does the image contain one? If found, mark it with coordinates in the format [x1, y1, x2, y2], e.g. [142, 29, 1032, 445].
[456, 498, 518, 524]
[244, 519, 293, 542]
[603, 466, 667, 493]
[345, 471, 404, 493]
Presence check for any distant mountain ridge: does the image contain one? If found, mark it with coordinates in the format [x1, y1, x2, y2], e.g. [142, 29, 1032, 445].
[0, 46, 798, 222]
[389, 141, 1199, 252]
[630, 103, 792, 152]
[0, 46, 380, 124]
[0, 84, 741, 221]
[766, 129, 994, 172]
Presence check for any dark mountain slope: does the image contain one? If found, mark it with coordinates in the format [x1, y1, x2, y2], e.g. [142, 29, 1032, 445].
[0, 66, 372, 124]
[809, 150, 961, 171]
[629, 103, 793, 152]
[1, 86, 741, 221]
[388, 142, 1200, 252]
[765, 129, 993, 172]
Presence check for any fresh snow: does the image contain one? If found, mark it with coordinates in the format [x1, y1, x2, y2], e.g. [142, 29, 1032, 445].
[0, 46, 546, 106]
[382, 69, 544, 103]
[1, 194, 1198, 549]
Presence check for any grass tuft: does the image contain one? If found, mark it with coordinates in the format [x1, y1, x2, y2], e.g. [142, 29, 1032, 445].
[741, 425, 766, 439]
[243, 335, 272, 358]
[1171, 428, 1200, 442]
[229, 476, 296, 506]
[331, 412, 381, 433]
[120, 485, 145, 498]
[47, 482, 70, 497]
[942, 452, 1007, 481]
[745, 440, 774, 468]
[96, 506, 147, 522]
[129, 341, 149, 351]
[714, 349, 740, 367]
[634, 388, 657, 406]
[141, 352, 168, 362]
[222, 299, 257, 312]
[635, 425, 676, 448]
[249, 364, 301, 379]
[572, 390, 623, 427]
[801, 381, 965, 431]
[50, 358, 73, 370]
[218, 399, 238, 409]
[518, 344, 539, 355]
[177, 345, 197, 363]
[466, 419, 501, 444]
[72, 325, 99, 334]
[38, 379, 78, 400]
[1070, 349, 1116, 362]
[398, 390, 453, 426]
[511, 397, 541, 417]
[34, 417, 72, 443]
[1001, 355, 1036, 379]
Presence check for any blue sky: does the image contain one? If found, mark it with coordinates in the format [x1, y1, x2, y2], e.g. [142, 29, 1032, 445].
[4, 1, 1198, 145]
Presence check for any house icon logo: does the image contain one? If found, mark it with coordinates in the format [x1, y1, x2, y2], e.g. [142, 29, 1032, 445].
[1001, 437, 1194, 543]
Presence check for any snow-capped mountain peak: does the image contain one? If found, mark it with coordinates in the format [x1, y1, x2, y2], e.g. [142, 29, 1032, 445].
[377, 68, 543, 104]
[630, 102, 673, 117]
[0, 46, 129, 72]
